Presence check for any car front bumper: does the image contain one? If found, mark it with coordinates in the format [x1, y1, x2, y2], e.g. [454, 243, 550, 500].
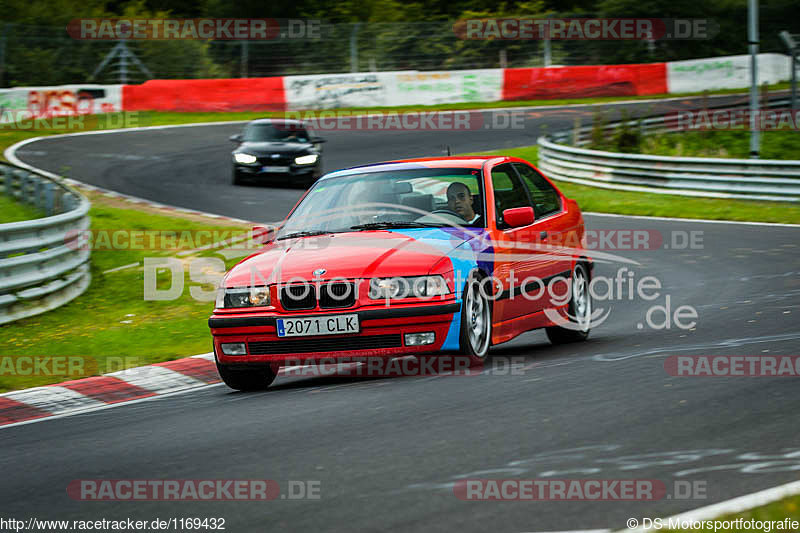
[234, 162, 321, 181]
[209, 301, 461, 366]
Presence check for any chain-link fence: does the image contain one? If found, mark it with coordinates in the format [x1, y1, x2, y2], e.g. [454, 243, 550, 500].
[0, 21, 675, 87]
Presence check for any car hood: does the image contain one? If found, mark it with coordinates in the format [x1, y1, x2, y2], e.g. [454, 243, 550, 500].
[235, 141, 312, 155]
[223, 228, 482, 287]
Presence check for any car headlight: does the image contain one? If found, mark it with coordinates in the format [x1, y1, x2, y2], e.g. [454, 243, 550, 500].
[294, 154, 319, 165]
[216, 287, 271, 308]
[368, 276, 449, 299]
[234, 153, 258, 164]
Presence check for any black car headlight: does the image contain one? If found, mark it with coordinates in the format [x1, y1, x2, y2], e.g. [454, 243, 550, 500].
[368, 276, 449, 299]
[216, 287, 271, 308]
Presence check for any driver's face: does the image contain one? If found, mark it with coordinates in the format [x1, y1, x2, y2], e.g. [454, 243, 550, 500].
[447, 185, 475, 220]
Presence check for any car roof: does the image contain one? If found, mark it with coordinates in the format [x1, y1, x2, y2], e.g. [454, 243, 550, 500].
[247, 118, 306, 127]
[319, 156, 511, 181]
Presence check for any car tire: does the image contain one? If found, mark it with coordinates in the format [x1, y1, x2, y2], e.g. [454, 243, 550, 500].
[232, 168, 243, 186]
[217, 363, 276, 391]
[458, 275, 492, 365]
[545, 263, 591, 345]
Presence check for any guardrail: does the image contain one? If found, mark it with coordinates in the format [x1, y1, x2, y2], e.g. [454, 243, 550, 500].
[538, 99, 800, 202]
[0, 164, 91, 325]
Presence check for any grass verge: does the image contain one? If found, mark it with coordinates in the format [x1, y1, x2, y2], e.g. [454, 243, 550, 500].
[0, 191, 252, 393]
[0, 194, 44, 223]
[470, 145, 800, 224]
[639, 130, 800, 160]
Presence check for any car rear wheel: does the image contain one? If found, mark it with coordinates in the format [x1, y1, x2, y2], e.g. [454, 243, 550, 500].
[459, 276, 492, 364]
[217, 363, 276, 391]
[545, 263, 591, 344]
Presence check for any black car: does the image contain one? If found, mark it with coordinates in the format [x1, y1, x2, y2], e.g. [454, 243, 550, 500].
[230, 119, 325, 186]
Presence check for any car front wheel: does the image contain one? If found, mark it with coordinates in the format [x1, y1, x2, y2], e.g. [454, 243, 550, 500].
[232, 168, 243, 186]
[459, 276, 492, 364]
[545, 263, 591, 344]
[217, 363, 276, 391]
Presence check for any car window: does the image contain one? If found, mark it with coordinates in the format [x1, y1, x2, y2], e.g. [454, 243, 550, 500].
[513, 163, 561, 218]
[243, 123, 310, 143]
[491, 163, 531, 229]
[281, 167, 485, 234]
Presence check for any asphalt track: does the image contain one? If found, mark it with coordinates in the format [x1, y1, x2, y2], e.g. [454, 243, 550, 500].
[3, 94, 800, 532]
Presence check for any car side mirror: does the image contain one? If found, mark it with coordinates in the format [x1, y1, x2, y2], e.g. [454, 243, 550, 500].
[311, 137, 326, 144]
[502, 206, 535, 228]
[229, 134, 243, 143]
[250, 225, 276, 245]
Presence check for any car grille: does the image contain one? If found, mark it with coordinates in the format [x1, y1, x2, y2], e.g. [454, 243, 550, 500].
[320, 282, 357, 309]
[257, 154, 294, 166]
[281, 284, 317, 310]
[248, 334, 402, 355]
[280, 282, 357, 311]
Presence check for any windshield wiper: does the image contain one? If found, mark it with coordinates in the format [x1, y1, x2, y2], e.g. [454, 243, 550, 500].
[349, 221, 441, 230]
[276, 230, 332, 241]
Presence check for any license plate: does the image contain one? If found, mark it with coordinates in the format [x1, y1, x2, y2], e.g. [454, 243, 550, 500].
[276, 314, 359, 337]
[262, 165, 289, 173]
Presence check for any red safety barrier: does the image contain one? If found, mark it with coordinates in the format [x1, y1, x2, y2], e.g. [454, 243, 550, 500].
[118, 63, 667, 112]
[122, 77, 286, 112]
[502, 63, 667, 101]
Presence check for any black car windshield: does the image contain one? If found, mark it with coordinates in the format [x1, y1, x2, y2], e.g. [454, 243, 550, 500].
[279, 167, 485, 237]
[243, 123, 310, 143]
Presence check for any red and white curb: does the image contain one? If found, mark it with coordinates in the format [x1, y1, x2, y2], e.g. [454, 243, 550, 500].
[0, 355, 368, 429]
[0, 353, 222, 429]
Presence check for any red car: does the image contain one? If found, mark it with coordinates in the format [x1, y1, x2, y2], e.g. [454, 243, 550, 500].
[209, 157, 593, 390]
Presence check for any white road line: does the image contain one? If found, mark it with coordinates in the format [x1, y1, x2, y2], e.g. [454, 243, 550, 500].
[584, 211, 800, 228]
[524, 530, 611, 533]
[626, 479, 800, 532]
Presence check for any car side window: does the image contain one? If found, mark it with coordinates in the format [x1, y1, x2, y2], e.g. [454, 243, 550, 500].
[491, 163, 532, 229]
[513, 163, 561, 218]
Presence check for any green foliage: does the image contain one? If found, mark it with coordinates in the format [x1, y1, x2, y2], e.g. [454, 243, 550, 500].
[640, 130, 800, 160]
[590, 110, 609, 149]
[610, 110, 642, 153]
[0, 194, 44, 223]
[4, 0, 799, 85]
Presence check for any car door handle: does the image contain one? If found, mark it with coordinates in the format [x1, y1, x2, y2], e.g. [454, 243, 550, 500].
[540, 231, 548, 240]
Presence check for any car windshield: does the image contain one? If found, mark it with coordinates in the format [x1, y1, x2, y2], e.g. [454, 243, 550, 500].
[243, 123, 310, 143]
[279, 167, 485, 237]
